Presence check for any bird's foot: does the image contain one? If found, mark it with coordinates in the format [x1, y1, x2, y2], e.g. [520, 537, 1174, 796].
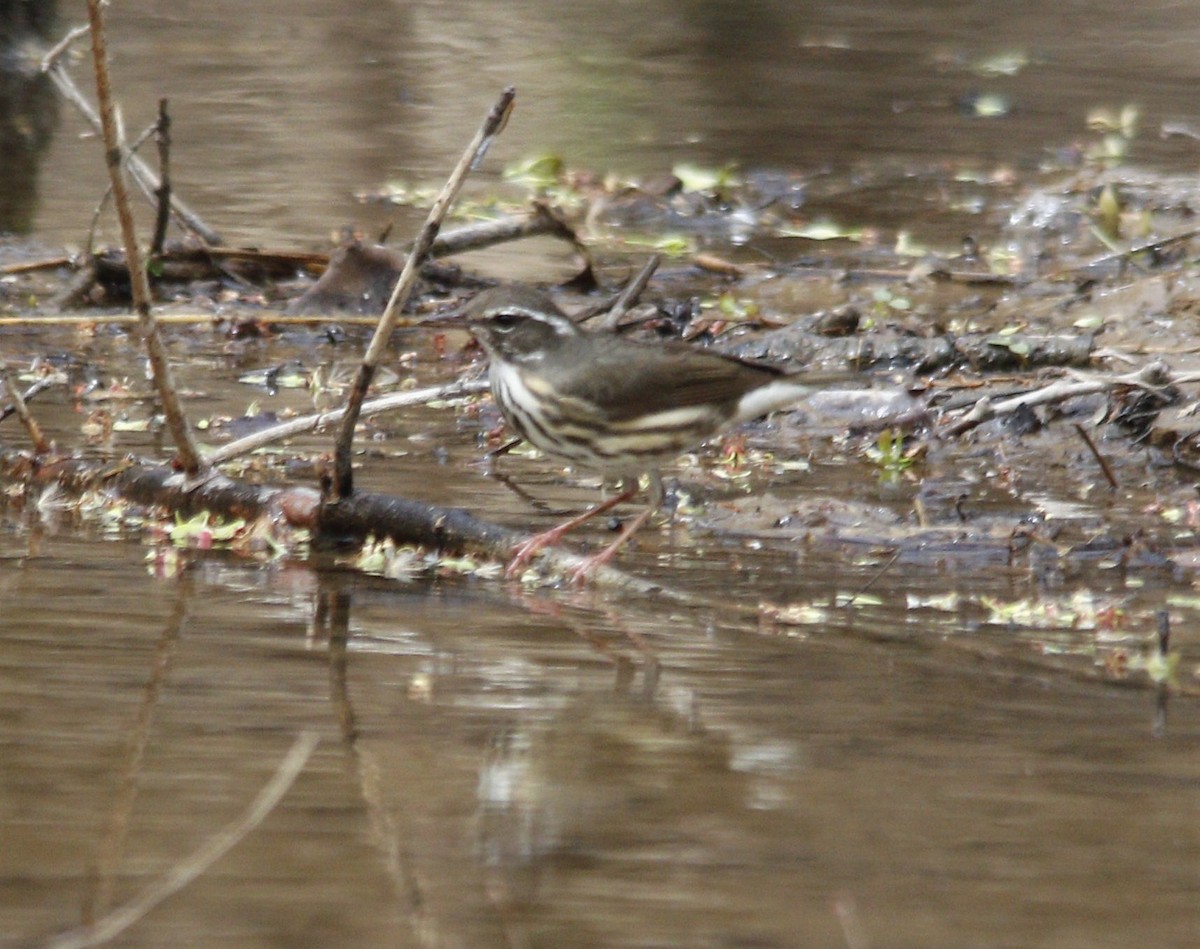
[504, 526, 572, 578]
[565, 506, 655, 585]
[504, 486, 640, 580]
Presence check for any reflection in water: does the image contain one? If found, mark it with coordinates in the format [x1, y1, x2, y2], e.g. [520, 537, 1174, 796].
[1, 527, 1200, 946]
[0, 0, 58, 234]
[26, 0, 1200, 246]
[82, 589, 186, 928]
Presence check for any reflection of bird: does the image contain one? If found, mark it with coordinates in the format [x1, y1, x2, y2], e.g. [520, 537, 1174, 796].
[467, 286, 848, 579]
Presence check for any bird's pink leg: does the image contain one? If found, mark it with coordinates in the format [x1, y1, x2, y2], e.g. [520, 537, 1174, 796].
[566, 504, 656, 584]
[505, 484, 638, 578]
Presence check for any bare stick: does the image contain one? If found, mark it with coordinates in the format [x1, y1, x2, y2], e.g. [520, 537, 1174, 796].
[150, 98, 171, 256]
[330, 86, 516, 499]
[1073, 422, 1119, 489]
[424, 203, 576, 257]
[41, 23, 90, 68]
[1, 369, 49, 453]
[593, 253, 661, 331]
[206, 378, 488, 466]
[940, 363, 1171, 438]
[39, 732, 319, 949]
[43, 33, 222, 246]
[0, 313, 385, 328]
[0, 377, 56, 422]
[86, 0, 204, 474]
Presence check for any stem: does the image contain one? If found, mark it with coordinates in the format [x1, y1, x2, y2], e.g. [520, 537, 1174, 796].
[86, 1, 204, 475]
[329, 86, 516, 498]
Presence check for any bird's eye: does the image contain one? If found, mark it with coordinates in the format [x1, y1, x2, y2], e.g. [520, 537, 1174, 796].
[491, 311, 521, 330]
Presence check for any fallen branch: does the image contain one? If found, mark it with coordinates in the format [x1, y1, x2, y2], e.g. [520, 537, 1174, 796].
[0, 443, 675, 594]
[939, 362, 1173, 437]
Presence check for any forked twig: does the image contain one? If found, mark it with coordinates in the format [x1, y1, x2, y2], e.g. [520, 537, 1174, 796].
[592, 253, 661, 331]
[42, 23, 222, 245]
[940, 363, 1173, 438]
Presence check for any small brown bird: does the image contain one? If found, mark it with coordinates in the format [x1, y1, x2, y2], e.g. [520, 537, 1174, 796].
[467, 286, 848, 580]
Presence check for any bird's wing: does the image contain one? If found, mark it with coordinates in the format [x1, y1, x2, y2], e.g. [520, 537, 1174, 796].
[562, 339, 780, 422]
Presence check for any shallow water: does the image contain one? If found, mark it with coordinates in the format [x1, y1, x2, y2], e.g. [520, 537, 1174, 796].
[6, 2, 1200, 947]
[23, 0, 1200, 251]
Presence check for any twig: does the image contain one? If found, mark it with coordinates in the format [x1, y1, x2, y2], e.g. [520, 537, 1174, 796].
[85, 114, 163, 257]
[940, 363, 1172, 438]
[592, 253, 661, 331]
[86, 0, 204, 475]
[1072, 422, 1119, 489]
[38, 732, 319, 949]
[205, 378, 488, 466]
[330, 86, 516, 499]
[0, 370, 49, 452]
[1047, 227, 1200, 281]
[150, 98, 171, 256]
[421, 204, 576, 257]
[43, 27, 222, 246]
[0, 312, 385, 328]
[0, 377, 56, 423]
[840, 547, 902, 609]
[40, 23, 90, 69]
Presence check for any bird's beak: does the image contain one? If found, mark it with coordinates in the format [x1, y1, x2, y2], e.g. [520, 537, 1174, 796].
[414, 299, 473, 329]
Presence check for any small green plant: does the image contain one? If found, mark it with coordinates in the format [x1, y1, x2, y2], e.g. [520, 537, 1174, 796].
[865, 428, 918, 480]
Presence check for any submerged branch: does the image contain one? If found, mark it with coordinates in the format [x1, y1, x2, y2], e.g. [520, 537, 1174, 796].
[0, 444, 677, 596]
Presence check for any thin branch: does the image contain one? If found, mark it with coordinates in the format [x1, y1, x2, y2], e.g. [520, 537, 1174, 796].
[40, 23, 90, 70]
[330, 86, 516, 499]
[150, 99, 171, 256]
[0, 370, 50, 452]
[1072, 422, 1119, 489]
[86, 0, 204, 475]
[43, 28, 222, 246]
[0, 377, 56, 423]
[85, 114, 163, 256]
[0, 313, 384, 328]
[205, 378, 488, 466]
[39, 732, 320, 949]
[592, 253, 661, 330]
[939, 363, 1172, 438]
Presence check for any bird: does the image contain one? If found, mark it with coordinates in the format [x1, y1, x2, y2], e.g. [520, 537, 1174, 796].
[464, 285, 851, 581]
